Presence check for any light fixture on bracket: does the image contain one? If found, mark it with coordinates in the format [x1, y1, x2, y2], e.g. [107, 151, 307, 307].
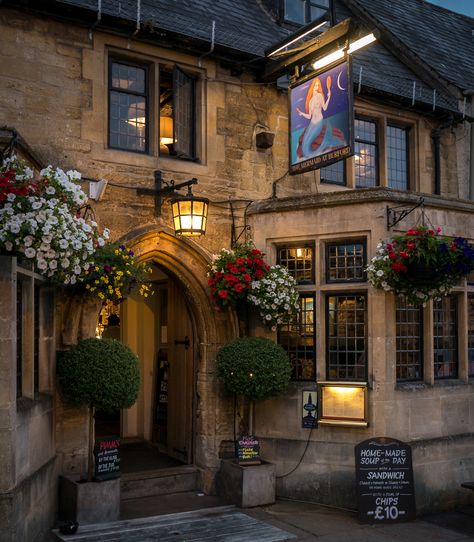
[312, 32, 376, 71]
[136, 170, 209, 237]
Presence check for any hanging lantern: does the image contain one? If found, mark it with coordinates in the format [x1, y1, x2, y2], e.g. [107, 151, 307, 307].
[171, 186, 209, 236]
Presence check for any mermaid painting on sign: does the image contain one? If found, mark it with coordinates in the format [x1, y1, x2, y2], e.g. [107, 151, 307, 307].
[290, 61, 352, 174]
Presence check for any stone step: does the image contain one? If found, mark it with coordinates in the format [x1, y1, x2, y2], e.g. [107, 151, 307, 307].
[52, 505, 298, 541]
[120, 465, 199, 500]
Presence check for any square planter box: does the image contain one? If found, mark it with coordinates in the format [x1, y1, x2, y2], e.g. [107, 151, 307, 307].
[217, 459, 276, 508]
[59, 475, 120, 525]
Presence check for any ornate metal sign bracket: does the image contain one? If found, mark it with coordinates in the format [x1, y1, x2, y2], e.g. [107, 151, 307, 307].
[386, 198, 424, 230]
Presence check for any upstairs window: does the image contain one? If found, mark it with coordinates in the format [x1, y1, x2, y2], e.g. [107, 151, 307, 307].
[355, 117, 378, 188]
[284, 0, 330, 25]
[387, 124, 409, 190]
[109, 60, 148, 153]
[159, 66, 197, 160]
[320, 160, 345, 185]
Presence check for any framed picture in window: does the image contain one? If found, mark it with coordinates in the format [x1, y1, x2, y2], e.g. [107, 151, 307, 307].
[289, 59, 354, 174]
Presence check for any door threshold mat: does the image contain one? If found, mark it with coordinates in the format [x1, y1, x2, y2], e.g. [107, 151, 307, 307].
[53, 505, 297, 541]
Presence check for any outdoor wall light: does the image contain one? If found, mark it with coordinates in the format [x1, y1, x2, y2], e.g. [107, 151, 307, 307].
[312, 32, 376, 71]
[171, 186, 209, 237]
[136, 170, 209, 237]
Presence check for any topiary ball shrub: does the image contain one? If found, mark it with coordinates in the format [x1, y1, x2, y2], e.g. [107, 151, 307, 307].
[57, 338, 140, 413]
[216, 336, 291, 401]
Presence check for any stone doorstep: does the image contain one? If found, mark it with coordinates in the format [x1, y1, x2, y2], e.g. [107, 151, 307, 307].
[120, 465, 200, 500]
[52, 505, 298, 542]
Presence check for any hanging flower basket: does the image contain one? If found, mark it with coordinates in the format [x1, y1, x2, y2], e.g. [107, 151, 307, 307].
[0, 156, 108, 284]
[207, 242, 300, 330]
[76, 243, 153, 304]
[367, 226, 474, 304]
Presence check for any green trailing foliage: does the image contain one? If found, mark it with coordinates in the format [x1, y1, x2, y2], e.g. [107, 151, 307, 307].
[57, 338, 140, 413]
[216, 336, 291, 401]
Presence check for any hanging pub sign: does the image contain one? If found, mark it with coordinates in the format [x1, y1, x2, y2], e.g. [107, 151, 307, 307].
[355, 437, 416, 523]
[289, 59, 354, 175]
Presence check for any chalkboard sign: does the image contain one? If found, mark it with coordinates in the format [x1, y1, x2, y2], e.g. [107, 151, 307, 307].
[236, 435, 261, 466]
[94, 438, 120, 481]
[355, 437, 415, 523]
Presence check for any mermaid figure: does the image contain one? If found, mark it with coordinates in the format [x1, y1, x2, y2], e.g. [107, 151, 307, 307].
[296, 76, 346, 160]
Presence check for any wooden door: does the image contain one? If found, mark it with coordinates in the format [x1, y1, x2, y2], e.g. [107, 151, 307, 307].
[166, 280, 194, 463]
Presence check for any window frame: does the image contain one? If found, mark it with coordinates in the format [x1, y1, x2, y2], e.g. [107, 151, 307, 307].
[281, 0, 331, 25]
[277, 242, 315, 285]
[325, 292, 368, 382]
[387, 123, 410, 191]
[108, 57, 150, 155]
[325, 238, 367, 284]
[433, 295, 458, 379]
[320, 159, 347, 186]
[395, 296, 423, 382]
[354, 115, 379, 188]
[278, 293, 316, 381]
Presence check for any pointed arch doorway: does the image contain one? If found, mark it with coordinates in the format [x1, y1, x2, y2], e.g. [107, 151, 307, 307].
[117, 264, 196, 466]
[94, 228, 238, 484]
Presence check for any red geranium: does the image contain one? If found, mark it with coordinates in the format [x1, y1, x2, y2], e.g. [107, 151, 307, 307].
[208, 242, 269, 308]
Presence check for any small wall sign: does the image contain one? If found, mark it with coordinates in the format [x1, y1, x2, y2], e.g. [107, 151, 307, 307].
[236, 435, 261, 465]
[302, 390, 317, 428]
[94, 437, 120, 481]
[355, 437, 416, 523]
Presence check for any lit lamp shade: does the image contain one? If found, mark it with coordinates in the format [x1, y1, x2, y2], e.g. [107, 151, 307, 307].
[171, 193, 209, 236]
[160, 116, 174, 145]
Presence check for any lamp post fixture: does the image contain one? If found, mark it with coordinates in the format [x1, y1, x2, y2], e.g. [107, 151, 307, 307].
[136, 170, 209, 237]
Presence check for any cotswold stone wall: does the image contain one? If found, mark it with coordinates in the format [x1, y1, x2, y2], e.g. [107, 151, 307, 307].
[0, 5, 473, 532]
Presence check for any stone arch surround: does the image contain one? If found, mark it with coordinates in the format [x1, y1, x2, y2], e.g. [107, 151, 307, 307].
[122, 225, 238, 492]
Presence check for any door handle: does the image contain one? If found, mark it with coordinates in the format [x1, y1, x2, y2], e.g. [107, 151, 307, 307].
[174, 336, 190, 349]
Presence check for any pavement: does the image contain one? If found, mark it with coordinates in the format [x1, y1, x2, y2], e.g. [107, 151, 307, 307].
[55, 493, 474, 541]
[246, 499, 474, 541]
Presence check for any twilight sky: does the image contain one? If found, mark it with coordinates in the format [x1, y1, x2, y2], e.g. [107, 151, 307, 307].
[426, 0, 474, 17]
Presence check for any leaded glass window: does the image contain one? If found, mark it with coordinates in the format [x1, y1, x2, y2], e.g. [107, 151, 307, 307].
[278, 245, 314, 285]
[355, 118, 378, 188]
[327, 294, 367, 380]
[278, 295, 316, 380]
[433, 296, 457, 379]
[468, 294, 474, 377]
[326, 240, 365, 283]
[387, 125, 409, 190]
[396, 296, 423, 381]
[320, 159, 345, 185]
[109, 60, 148, 152]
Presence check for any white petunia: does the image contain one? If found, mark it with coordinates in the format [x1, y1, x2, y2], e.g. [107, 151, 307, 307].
[24, 247, 36, 258]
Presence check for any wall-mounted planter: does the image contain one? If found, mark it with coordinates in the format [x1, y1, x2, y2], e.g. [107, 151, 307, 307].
[217, 459, 275, 508]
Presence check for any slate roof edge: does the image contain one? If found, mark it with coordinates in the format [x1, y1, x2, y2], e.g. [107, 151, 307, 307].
[3, 0, 266, 65]
[341, 0, 464, 101]
[247, 187, 474, 215]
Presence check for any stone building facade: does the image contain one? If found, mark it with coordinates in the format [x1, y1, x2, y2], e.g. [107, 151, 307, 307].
[1, 0, 474, 539]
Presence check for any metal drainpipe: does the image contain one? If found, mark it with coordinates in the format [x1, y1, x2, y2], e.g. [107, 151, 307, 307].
[464, 90, 474, 200]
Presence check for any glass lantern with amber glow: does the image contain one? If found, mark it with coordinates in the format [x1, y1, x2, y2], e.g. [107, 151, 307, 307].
[171, 186, 209, 236]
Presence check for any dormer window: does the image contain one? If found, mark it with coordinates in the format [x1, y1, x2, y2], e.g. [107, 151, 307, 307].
[284, 0, 330, 25]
